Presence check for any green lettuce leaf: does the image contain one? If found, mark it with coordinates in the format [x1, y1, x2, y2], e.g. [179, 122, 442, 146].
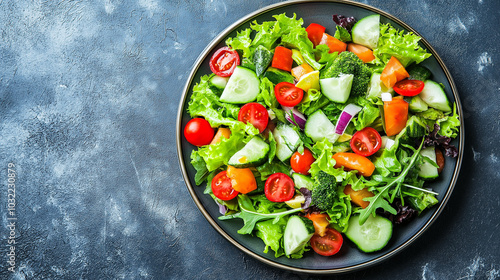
[437, 104, 460, 138]
[256, 77, 279, 108]
[255, 218, 287, 258]
[190, 150, 209, 185]
[334, 26, 351, 42]
[373, 23, 432, 67]
[197, 129, 246, 171]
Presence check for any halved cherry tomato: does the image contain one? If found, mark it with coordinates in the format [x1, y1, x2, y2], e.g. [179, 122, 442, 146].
[211, 171, 238, 201]
[209, 47, 240, 77]
[290, 148, 315, 175]
[384, 98, 408, 137]
[184, 118, 214, 146]
[264, 173, 295, 202]
[227, 166, 257, 194]
[393, 79, 425, 96]
[305, 23, 326, 46]
[380, 56, 409, 88]
[274, 82, 304, 107]
[310, 228, 343, 256]
[332, 152, 375, 177]
[238, 103, 269, 133]
[271, 46, 293, 72]
[319, 33, 347, 54]
[350, 127, 382, 157]
[347, 43, 375, 63]
[436, 148, 445, 174]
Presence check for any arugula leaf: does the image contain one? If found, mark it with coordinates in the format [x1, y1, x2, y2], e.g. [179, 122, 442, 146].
[218, 195, 302, 234]
[358, 138, 425, 225]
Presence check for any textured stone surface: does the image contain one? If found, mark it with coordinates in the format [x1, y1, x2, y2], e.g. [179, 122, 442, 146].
[0, 0, 499, 279]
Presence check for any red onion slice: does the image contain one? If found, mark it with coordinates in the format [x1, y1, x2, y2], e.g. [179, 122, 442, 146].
[283, 106, 307, 130]
[334, 104, 362, 136]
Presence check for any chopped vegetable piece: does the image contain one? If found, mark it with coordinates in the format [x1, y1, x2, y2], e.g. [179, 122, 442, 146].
[350, 127, 382, 157]
[319, 33, 347, 54]
[227, 166, 257, 194]
[332, 152, 375, 177]
[393, 79, 425, 96]
[238, 103, 269, 133]
[209, 47, 240, 77]
[305, 23, 326, 46]
[347, 43, 375, 63]
[264, 173, 295, 202]
[380, 56, 409, 88]
[275, 82, 304, 107]
[211, 171, 239, 201]
[343, 184, 374, 208]
[295, 70, 320, 92]
[271, 46, 293, 72]
[384, 98, 409, 136]
[304, 212, 330, 237]
[210, 127, 231, 145]
[291, 63, 314, 80]
[310, 228, 343, 256]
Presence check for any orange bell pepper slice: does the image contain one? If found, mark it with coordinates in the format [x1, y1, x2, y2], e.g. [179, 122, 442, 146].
[226, 166, 257, 194]
[384, 98, 409, 137]
[347, 43, 375, 63]
[343, 184, 374, 209]
[380, 56, 409, 88]
[332, 152, 375, 177]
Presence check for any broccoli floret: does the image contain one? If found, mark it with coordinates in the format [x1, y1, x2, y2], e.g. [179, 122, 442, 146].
[320, 51, 372, 97]
[310, 171, 338, 211]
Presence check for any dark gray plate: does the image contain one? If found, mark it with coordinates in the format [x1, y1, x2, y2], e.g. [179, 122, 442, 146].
[176, 0, 464, 274]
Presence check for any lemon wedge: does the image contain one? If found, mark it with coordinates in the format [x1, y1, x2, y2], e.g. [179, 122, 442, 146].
[285, 193, 306, 209]
[295, 70, 320, 92]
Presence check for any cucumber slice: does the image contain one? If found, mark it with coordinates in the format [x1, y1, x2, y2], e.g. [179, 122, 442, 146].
[263, 67, 294, 85]
[418, 146, 439, 180]
[419, 80, 452, 112]
[408, 95, 429, 113]
[319, 74, 354, 103]
[345, 215, 393, 253]
[352, 14, 380, 50]
[304, 110, 337, 143]
[292, 173, 314, 190]
[209, 74, 229, 91]
[228, 137, 269, 168]
[366, 72, 394, 102]
[220, 66, 260, 104]
[283, 215, 315, 256]
[273, 124, 301, 162]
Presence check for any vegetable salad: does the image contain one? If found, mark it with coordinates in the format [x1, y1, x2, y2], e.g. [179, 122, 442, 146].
[184, 12, 460, 259]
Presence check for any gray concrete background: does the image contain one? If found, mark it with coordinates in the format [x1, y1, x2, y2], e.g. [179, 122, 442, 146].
[0, 0, 499, 279]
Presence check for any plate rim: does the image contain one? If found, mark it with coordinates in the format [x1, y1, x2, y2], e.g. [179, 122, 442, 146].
[176, 0, 464, 274]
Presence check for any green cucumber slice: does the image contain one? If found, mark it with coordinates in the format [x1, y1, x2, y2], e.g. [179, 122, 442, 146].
[418, 80, 452, 112]
[352, 14, 380, 50]
[292, 173, 314, 190]
[319, 74, 354, 103]
[220, 66, 260, 104]
[345, 215, 393, 253]
[418, 146, 439, 180]
[304, 110, 337, 143]
[273, 123, 301, 162]
[408, 95, 429, 112]
[228, 137, 269, 168]
[209, 74, 229, 90]
[283, 215, 315, 256]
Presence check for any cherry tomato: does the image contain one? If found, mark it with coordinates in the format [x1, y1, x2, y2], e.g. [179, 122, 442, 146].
[310, 228, 343, 256]
[274, 82, 304, 107]
[238, 103, 269, 133]
[209, 47, 240, 77]
[264, 173, 295, 202]
[290, 148, 315, 175]
[350, 127, 382, 157]
[211, 171, 238, 201]
[393, 79, 425, 96]
[184, 118, 215, 146]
